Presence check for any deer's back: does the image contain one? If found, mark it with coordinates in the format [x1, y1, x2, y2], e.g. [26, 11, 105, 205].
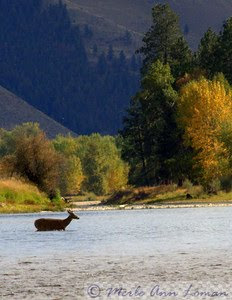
[34, 218, 65, 231]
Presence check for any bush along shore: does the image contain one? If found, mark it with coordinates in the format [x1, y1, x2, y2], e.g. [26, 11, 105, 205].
[0, 178, 65, 214]
[0, 123, 128, 214]
[2, 180, 232, 214]
[69, 184, 232, 211]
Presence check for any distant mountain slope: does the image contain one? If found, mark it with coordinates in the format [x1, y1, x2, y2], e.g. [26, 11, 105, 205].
[58, 0, 232, 54]
[57, 0, 148, 57]
[0, 86, 74, 138]
[162, 0, 232, 49]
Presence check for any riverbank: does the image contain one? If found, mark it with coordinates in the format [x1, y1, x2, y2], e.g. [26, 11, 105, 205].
[2, 183, 232, 214]
[0, 178, 65, 214]
[3, 199, 232, 214]
[70, 185, 232, 211]
[71, 200, 232, 211]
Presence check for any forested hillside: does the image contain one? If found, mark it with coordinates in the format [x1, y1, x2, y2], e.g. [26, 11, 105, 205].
[58, 0, 232, 55]
[2, 0, 232, 136]
[0, 0, 140, 135]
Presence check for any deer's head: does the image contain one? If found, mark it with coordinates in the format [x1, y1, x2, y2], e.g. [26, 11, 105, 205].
[67, 210, 79, 219]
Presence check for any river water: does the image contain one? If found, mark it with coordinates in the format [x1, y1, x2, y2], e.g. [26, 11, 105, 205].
[0, 207, 232, 299]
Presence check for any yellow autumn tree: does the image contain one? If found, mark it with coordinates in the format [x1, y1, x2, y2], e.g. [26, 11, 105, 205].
[177, 76, 232, 184]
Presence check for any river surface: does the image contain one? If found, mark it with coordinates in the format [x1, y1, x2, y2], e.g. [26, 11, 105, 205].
[0, 207, 232, 299]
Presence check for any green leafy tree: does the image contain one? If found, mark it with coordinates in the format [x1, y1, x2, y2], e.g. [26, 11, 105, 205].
[0, 123, 41, 158]
[53, 135, 84, 195]
[78, 134, 128, 195]
[1, 131, 61, 198]
[53, 134, 129, 195]
[53, 134, 77, 157]
[177, 76, 232, 186]
[59, 155, 84, 195]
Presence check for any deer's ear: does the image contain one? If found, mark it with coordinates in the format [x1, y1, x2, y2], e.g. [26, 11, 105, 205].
[67, 210, 72, 214]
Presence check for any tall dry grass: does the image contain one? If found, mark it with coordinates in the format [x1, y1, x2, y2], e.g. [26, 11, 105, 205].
[0, 178, 64, 213]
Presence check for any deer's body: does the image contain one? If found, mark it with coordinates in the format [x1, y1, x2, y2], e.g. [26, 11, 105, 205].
[34, 210, 79, 231]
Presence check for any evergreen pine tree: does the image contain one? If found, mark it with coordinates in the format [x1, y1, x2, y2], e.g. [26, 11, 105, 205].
[216, 18, 232, 82]
[171, 37, 193, 77]
[138, 4, 192, 77]
[97, 52, 107, 75]
[93, 44, 98, 55]
[121, 61, 182, 185]
[107, 45, 114, 61]
[130, 55, 138, 72]
[197, 28, 219, 76]
[119, 50, 126, 67]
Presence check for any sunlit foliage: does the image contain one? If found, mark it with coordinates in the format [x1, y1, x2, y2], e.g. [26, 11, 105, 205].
[0, 128, 61, 198]
[54, 134, 129, 195]
[178, 76, 232, 184]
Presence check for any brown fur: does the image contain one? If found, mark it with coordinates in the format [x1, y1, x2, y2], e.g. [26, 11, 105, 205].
[34, 210, 79, 231]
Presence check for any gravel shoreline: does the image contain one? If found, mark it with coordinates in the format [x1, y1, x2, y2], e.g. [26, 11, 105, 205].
[71, 202, 232, 211]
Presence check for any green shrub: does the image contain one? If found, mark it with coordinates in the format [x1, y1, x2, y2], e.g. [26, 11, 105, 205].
[84, 192, 97, 201]
[0, 124, 61, 198]
[189, 185, 204, 198]
[50, 189, 65, 210]
[182, 179, 193, 191]
[182, 179, 204, 198]
[51, 189, 61, 203]
[207, 179, 221, 194]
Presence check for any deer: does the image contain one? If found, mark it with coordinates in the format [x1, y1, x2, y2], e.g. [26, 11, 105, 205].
[34, 210, 79, 231]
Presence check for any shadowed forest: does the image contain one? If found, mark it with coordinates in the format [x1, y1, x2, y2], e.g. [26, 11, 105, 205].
[0, 0, 140, 134]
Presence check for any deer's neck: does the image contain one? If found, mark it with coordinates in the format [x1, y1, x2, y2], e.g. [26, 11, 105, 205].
[63, 215, 72, 228]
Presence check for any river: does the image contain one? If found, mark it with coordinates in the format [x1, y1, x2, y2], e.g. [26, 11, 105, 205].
[0, 207, 232, 299]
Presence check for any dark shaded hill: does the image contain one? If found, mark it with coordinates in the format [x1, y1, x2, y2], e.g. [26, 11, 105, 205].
[0, 86, 74, 138]
[59, 0, 232, 54]
[0, 1, 139, 135]
[2, 0, 231, 136]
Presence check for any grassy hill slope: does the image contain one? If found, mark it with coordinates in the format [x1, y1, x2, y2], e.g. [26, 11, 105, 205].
[56, 0, 232, 55]
[0, 86, 74, 138]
